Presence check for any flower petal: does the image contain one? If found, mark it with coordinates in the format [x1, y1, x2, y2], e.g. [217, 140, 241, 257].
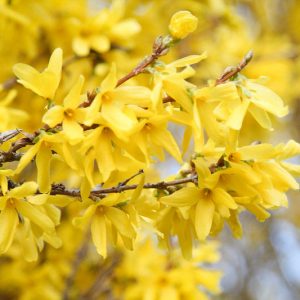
[64, 75, 85, 109]
[105, 207, 135, 238]
[8, 181, 38, 198]
[194, 198, 215, 240]
[16, 200, 55, 233]
[36, 145, 52, 193]
[0, 206, 18, 254]
[42, 105, 65, 127]
[91, 214, 107, 258]
[160, 187, 200, 207]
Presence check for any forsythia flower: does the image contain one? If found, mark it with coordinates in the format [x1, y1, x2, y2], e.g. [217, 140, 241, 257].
[0, 182, 56, 255]
[73, 194, 136, 258]
[113, 239, 222, 300]
[169, 10, 198, 39]
[42, 75, 88, 144]
[0, 90, 28, 131]
[13, 48, 62, 99]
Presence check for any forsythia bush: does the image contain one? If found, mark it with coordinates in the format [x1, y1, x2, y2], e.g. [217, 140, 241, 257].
[0, 0, 299, 299]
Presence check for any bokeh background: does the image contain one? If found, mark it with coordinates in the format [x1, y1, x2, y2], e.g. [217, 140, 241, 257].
[1, 0, 300, 299]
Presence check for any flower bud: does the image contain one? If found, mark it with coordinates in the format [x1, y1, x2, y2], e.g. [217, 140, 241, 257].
[169, 11, 198, 39]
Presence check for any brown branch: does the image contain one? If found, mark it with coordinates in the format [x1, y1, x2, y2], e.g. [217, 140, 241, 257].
[117, 169, 144, 187]
[163, 95, 176, 103]
[215, 50, 253, 85]
[48, 174, 198, 200]
[116, 35, 172, 87]
[0, 129, 21, 144]
[62, 230, 91, 300]
[80, 252, 122, 300]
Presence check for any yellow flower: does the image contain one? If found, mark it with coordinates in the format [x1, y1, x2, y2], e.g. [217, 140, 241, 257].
[132, 114, 182, 164]
[73, 194, 136, 258]
[42, 75, 88, 144]
[0, 90, 28, 131]
[114, 239, 222, 300]
[72, 0, 140, 56]
[88, 64, 150, 135]
[13, 48, 62, 99]
[169, 11, 198, 39]
[0, 182, 56, 254]
[14, 132, 75, 193]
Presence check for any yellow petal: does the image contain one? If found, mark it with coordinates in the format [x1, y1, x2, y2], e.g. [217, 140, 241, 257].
[8, 181, 38, 198]
[89, 35, 110, 53]
[36, 145, 52, 193]
[110, 19, 141, 38]
[228, 210, 243, 238]
[72, 37, 90, 57]
[226, 99, 250, 130]
[160, 187, 200, 207]
[72, 205, 97, 228]
[0, 206, 18, 253]
[163, 78, 192, 112]
[244, 203, 270, 222]
[261, 162, 299, 190]
[105, 207, 136, 238]
[112, 86, 151, 106]
[63, 118, 84, 144]
[47, 195, 74, 207]
[43, 232, 62, 249]
[101, 63, 117, 92]
[96, 135, 115, 181]
[14, 142, 41, 174]
[248, 82, 288, 117]
[16, 200, 55, 233]
[27, 194, 49, 205]
[168, 53, 207, 68]
[238, 143, 276, 160]
[64, 75, 85, 109]
[13, 48, 62, 99]
[248, 104, 272, 130]
[102, 101, 136, 133]
[212, 188, 238, 209]
[195, 198, 215, 240]
[193, 157, 211, 183]
[150, 127, 182, 162]
[42, 105, 65, 127]
[91, 215, 107, 258]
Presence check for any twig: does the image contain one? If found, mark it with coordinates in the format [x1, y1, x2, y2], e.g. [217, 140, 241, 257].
[0, 129, 21, 144]
[0, 151, 22, 165]
[62, 230, 91, 300]
[48, 174, 198, 200]
[80, 252, 122, 300]
[215, 50, 253, 85]
[117, 169, 144, 187]
[1, 77, 17, 90]
[116, 35, 172, 87]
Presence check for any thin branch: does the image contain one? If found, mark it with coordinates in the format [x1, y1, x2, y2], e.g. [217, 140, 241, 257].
[49, 174, 198, 200]
[117, 169, 144, 187]
[62, 230, 91, 300]
[1, 77, 17, 90]
[215, 50, 253, 85]
[0, 151, 22, 165]
[80, 252, 122, 300]
[0, 129, 21, 144]
[116, 35, 172, 87]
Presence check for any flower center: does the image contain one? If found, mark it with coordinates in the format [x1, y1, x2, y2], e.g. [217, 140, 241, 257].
[64, 108, 74, 118]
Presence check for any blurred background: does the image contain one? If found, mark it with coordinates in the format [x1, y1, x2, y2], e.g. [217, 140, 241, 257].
[1, 0, 300, 299]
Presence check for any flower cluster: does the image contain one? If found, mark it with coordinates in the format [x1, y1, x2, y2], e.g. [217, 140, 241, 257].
[0, 1, 300, 299]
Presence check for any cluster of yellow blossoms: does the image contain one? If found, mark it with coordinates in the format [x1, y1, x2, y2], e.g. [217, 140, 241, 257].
[0, 0, 300, 299]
